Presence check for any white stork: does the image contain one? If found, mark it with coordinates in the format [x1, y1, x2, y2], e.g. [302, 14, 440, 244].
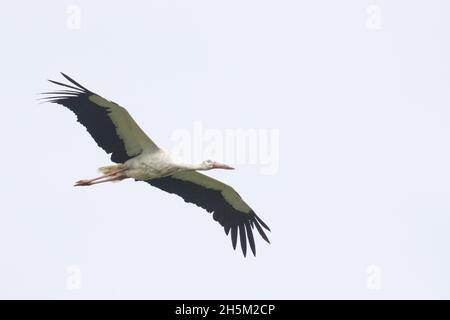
[41, 73, 270, 257]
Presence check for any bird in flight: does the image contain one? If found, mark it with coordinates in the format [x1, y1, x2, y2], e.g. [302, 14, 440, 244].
[41, 73, 270, 257]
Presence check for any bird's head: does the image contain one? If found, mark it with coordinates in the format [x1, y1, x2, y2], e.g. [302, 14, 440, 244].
[201, 159, 234, 170]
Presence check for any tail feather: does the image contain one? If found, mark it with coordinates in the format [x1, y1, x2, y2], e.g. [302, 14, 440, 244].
[98, 164, 124, 175]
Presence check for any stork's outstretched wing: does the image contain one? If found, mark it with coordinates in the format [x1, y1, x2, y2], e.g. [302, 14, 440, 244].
[146, 171, 270, 257]
[42, 73, 159, 163]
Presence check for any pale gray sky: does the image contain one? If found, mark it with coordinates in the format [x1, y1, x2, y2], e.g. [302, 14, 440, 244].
[0, 1, 449, 299]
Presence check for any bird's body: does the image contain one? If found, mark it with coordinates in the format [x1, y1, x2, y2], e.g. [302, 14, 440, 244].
[42, 73, 270, 257]
[107, 150, 220, 181]
[124, 150, 185, 180]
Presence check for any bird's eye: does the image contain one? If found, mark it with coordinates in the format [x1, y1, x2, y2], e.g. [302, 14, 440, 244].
[206, 160, 213, 164]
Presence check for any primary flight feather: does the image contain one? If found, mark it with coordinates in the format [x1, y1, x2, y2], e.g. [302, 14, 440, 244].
[42, 73, 270, 257]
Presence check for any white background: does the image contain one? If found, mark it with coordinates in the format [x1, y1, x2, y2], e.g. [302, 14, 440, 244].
[0, 1, 449, 299]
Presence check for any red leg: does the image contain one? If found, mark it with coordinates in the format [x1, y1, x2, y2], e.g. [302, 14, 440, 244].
[74, 168, 127, 187]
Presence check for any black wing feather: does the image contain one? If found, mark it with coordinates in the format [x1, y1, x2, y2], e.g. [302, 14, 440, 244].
[239, 224, 247, 257]
[253, 219, 270, 244]
[146, 175, 270, 257]
[43, 73, 134, 163]
[245, 221, 256, 256]
[231, 226, 238, 250]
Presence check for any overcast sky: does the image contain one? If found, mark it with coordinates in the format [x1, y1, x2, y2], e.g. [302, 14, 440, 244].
[0, 0, 449, 299]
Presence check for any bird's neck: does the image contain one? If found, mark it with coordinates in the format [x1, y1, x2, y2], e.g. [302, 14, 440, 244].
[180, 163, 206, 171]
[166, 153, 206, 171]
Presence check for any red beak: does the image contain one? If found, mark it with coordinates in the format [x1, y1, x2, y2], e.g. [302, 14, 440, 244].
[212, 162, 235, 170]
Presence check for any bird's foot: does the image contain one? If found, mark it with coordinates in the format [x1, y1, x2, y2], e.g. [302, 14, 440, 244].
[74, 179, 92, 187]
